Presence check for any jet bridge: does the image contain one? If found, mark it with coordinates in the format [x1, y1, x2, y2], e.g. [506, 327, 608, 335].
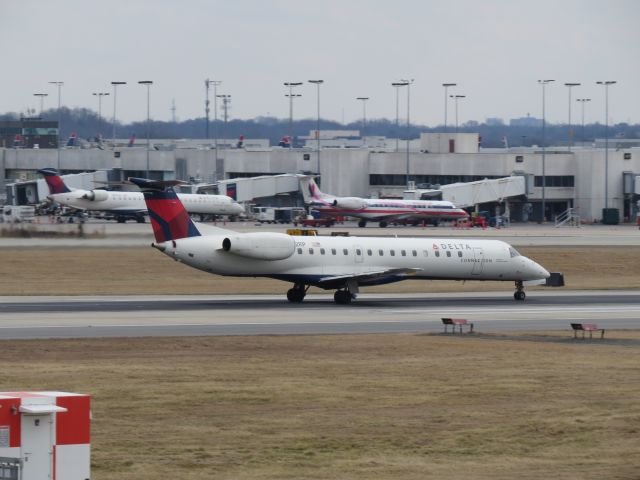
[404, 175, 529, 208]
[217, 174, 300, 203]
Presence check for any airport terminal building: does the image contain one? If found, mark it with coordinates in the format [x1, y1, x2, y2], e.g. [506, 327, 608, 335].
[2, 132, 639, 223]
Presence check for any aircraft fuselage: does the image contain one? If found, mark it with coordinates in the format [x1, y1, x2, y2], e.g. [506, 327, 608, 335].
[156, 234, 548, 287]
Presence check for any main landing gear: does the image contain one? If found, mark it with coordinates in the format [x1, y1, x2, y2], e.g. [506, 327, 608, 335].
[333, 289, 354, 305]
[286, 284, 357, 305]
[286, 283, 308, 303]
[358, 220, 367, 228]
[514, 281, 526, 301]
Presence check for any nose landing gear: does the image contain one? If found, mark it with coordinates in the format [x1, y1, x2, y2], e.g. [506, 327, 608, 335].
[514, 281, 526, 301]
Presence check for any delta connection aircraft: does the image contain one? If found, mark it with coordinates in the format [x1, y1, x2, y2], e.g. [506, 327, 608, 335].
[129, 177, 562, 304]
[299, 176, 469, 228]
[39, 168, 244, 222]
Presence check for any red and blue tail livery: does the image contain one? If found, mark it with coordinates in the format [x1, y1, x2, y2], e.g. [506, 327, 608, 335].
[128, 178, 201, 243]
[38, 168, 71, 194]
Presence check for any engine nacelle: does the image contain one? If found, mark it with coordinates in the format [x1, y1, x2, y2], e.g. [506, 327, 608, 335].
[82, 190, 109, 202]
[332, 197, 367, 210]
[221, 232, 295, 261]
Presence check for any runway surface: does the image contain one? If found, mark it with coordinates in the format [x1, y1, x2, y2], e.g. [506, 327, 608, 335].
[1, 290, 639, 339]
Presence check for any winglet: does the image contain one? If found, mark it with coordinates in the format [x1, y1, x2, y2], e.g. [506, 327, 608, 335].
[128, 177, 201, 243]
[38, 168, 71, 194]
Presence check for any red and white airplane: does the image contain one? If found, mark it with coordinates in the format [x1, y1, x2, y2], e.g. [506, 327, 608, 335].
[129, 177, 561, 304]
[39, 168, 244, 223]
[299, 176, 469, 227]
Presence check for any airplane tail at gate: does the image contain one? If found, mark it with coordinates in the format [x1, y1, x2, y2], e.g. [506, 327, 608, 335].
[298, 176, 333, 204]
[38, 168, 71, 194]
[128, 177, 201, 243]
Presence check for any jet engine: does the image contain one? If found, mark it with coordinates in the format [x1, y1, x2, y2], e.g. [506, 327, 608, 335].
[332, 197, 367, 210]
[81, 190, 109, 202]
[221, 232, 295, 260]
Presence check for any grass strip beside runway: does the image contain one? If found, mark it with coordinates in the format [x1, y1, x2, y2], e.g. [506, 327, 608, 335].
[1, 333, 639, 479]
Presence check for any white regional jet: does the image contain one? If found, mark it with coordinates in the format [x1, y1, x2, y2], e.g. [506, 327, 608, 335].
[299, 176, 469, 228]
[129, 177, 562, 304]
[39, 168, 244, 223]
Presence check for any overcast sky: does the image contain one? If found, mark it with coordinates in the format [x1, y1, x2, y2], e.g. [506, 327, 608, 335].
[2, 0, 638, 126]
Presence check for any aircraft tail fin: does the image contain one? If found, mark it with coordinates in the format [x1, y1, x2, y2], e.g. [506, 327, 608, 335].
[128, 177, 202, 243]
[298, 175, 332, 204]
[38, 168, 71, 194]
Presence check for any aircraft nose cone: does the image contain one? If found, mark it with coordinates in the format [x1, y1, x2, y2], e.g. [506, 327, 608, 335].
[526, 258, 550, 279]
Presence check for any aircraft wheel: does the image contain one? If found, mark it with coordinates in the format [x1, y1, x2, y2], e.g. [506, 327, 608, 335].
[116, 216, 126, 223]
[136, 216, 146, 224]
[514, 290, 526, 301]
[334, 290, 352, 304]
[287, 288, 305, 303]
[379, 221, 388, 228]
[358, 220, 367, 228]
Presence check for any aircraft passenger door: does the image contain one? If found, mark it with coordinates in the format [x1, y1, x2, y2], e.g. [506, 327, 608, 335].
[354, 245, 364, 263]
[471, 247, 484, 275]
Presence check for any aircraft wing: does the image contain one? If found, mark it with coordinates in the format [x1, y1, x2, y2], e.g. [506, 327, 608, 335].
[316, 267, 422, 288]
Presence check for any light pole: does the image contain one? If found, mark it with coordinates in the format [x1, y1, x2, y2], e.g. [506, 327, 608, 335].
[138, 80, 153, 178]
[395, 79, 413, 188]
[564, 83, 580, 151]
[576, 98, 591, 144]
[597, 80, 616, 210]
[391, 82, 404, 152]
[442, 83, 457, 131]
[538, 79, 554, 222]
[92, 92, 110, 138]
[449, 94, 466, 133]
[217, 94, 231, 147]
[33, 93, 48, 116]
[111, 81, 127, 144]
[308, 80, 323, 175]
[48, 81, 63, 170]
[205, 78, 221, 141]
[284, 82, 303, 149]
[356, 97, 369, 145]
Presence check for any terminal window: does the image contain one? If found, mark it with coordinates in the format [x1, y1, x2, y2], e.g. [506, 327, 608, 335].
[534, 176, 575, 187]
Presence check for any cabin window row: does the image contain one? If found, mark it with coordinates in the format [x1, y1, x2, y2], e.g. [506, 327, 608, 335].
[296, 248, 465, 258]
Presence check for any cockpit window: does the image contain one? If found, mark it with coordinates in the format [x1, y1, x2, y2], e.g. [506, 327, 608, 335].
[509, 247, 521, 258]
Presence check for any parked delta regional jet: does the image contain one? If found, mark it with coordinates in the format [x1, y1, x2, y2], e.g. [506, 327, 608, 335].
[129, 177, 562, 304]
[39, 168, 244, 223]
[299, 176, 469, 227]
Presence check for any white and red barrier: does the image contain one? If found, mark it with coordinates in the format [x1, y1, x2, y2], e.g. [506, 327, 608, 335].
[0, 391, 90, 480]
